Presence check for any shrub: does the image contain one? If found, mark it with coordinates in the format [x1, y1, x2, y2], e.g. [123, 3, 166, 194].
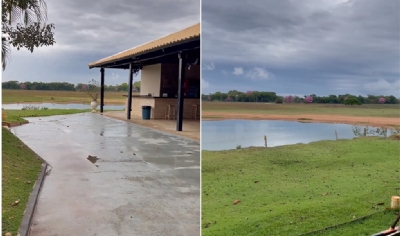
[21, 105, 48, 110]
[390, 133, 400, 140]
[344, 97, 361, 106]
[80, 79, 100, 101]
[275, 97, 283, 104]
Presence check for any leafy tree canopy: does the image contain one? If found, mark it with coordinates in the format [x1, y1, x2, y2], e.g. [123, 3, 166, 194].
[2, 0, 56, 70]
[344, 97, 362, 106]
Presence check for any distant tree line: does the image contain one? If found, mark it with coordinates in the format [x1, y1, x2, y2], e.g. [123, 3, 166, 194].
[202, 90, 400, 105]
[2, 80, 141, 92]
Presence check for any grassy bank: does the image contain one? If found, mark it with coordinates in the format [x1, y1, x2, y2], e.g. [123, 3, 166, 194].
[2, 89, 129, 104]
[202, 137, 400, 235]
[2, 109, 90, 123]
[2, 128, 44, 235]
[310, 210, 399, 235]
[202, 102, 400, 118]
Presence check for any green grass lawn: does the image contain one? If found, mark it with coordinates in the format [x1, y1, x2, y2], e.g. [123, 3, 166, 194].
[2, 89, 130, 104]
[202, 137, 400, 235]
[310, 210, 399, 236]
[2, 109, 90, 123]
[2, 127, 44, 235]
[202, 102, 400, 118]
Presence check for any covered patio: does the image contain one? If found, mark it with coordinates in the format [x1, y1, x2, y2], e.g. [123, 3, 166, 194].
[88, 23, 200, 132]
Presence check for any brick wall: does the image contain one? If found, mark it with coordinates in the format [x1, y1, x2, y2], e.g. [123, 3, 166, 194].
[127, 97, 155, 118]
[126, 97, 200, 119]
[182, 99, 201, 119]
[154, 98, 200, 119]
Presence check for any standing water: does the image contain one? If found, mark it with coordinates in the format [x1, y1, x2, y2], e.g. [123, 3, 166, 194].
[202, 120, 398, 151]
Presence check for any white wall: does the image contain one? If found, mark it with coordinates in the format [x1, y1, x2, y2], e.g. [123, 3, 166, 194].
[140, 64, 161, 96]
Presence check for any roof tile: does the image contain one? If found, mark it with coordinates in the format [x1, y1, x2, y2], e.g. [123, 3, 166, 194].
[89, 23, 200, 67]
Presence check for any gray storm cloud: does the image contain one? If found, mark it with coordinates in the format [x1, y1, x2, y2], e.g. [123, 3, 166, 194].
[3, 0, 200, 85]
[201, 0, 399, 96]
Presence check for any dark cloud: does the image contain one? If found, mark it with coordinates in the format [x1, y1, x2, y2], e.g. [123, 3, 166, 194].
[202, 0, 400, 96]
[3, 0, 200, 85]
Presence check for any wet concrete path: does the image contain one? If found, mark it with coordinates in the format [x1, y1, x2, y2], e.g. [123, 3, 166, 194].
[11, 113, 200, 236]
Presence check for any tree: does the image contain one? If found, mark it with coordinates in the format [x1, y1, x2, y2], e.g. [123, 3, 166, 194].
[284, 95, 294, 103]
[344, 97, 361, 106]
[201, 91, 399, 105]
[293, 96, 302, 103]
[384, 95, 398, 104]
[379, 97, 386, 104]
[212, 91, 225, 101]
[118, 83, 129, 92]
[328, 95, 338, 104]
[275, 96, 283, 104]
[304, 96, 313, 103]
[133, 81, 141, 92]
[2, 0, 56, 70]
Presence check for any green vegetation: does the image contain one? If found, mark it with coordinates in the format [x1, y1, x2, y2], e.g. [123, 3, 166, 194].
[2, 128, 44, 235]
[274, 97, 283, 104]
[202, 90, 399, 104]
[2, 89, 128, 104]
[2, 0, 55, 70]
[202, 102, 400, 118]
[3, 109, 90, 123]
[344, 97, 362, 106]
[2, 80, 141, 92]
[310, 210, 399, 235]
[202, 137, 400, 235]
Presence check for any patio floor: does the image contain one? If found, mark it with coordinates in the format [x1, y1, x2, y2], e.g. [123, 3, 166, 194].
[11, 113, 200, 235]
[103, 111, 200, 141]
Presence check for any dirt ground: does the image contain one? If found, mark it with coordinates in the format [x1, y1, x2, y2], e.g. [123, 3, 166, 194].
[202, 111, 400, 128]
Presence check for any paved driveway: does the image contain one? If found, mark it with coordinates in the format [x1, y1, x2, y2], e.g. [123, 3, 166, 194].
[11, 113, 200, 236]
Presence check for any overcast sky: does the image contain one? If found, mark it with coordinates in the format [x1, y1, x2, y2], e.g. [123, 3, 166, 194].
[2, 0, 200, 86]
[202, 0, 400, 97]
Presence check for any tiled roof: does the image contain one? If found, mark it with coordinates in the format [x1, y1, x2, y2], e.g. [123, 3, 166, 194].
[89, 23, 200, 68]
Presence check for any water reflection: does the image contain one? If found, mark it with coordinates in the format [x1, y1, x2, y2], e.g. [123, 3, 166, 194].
[202, 120, 397, 151]
[352, 126, 399, 138]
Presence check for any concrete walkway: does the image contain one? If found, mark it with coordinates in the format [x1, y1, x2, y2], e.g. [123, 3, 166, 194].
[11, 113, 200, 236]
[104, 111, 200, 141]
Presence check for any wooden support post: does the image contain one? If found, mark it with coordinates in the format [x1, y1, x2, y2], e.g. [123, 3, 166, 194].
[176, 52, 186, 131]
[127, 63, 134, 120]
[335, 130, 338, 140]
[264, 135, 267, 147]
[100, 68, 105, 113]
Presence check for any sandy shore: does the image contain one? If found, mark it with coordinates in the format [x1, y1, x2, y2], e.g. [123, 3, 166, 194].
[202, 112, 400, 129]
